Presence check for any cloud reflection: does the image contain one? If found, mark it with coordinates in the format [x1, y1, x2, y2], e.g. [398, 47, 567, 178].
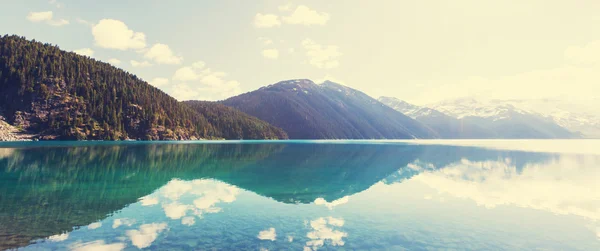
[87, 222, 102, 230]
[257, 227, 277, 241]
[181, 216, 195, 226]
[69, 240, 125, 251]
[413, 156, 600, 220]
[126, 222, 168, 249]
[112, 218, 135, 229]
[139, 196, 159, 206]
[162, 202, 193, 219]
[304, 217, 347, 250]
[47, 233, 69, 242]
[157, 178, 240, 220]
[314, 196, 349, 210]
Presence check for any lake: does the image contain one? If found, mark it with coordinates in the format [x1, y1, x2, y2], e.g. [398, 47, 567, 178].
[0, 140, 599, 250]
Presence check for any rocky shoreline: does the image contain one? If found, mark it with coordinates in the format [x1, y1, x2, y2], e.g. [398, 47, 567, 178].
[0, 117, 34, 141]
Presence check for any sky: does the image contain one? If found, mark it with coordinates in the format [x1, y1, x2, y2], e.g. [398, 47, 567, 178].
[1, 0, 600, 105]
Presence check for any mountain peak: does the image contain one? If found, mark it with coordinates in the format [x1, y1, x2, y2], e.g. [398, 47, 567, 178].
[223, 80, 437, 139]
[276, 79, 315, 85]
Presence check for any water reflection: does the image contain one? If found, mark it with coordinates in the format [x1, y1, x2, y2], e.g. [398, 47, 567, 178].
[411, 155, 600, 220]
[304, 217, 347, 251]
[0, 141, 598, 250]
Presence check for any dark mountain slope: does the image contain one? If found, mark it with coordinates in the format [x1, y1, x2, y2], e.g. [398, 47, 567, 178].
[0, 35, 284, 140]
[221, 79, 438, 139]
[182, 101, 288, 139]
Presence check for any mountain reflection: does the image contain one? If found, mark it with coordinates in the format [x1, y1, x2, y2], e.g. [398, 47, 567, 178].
[0, 142, 581, 250]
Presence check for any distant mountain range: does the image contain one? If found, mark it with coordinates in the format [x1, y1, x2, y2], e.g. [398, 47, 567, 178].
[0, 35, 594, 140]
[222, 79, 437, 139]
[493, 98, 600, 138]
[379, 97, 583, 139]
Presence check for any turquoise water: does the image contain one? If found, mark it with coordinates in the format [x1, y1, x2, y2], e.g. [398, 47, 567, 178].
[0, 140, 599, 250]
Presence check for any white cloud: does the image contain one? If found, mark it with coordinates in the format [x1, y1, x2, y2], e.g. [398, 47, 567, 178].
[26, 11, 68, 26]
[169, 83, 202, 101]
[282, 5, 330, 26]
[130, 60, 153, 67]
[126, 223, 168, 249]
[70, 240, 125, 251]
[47, 233, 69, 242]
[257, 227, 277, 241]
[48, 19, 69, 26]
[107, 58, 121, 66]
[258, 37, 274, 45]
[181, 216, 195, 226]
[170, 65, 242, 100]
[144, 43, 182, 65]
[262, 49, 280, 59]
[314, 196, 349, 210]
[148, 78, 169, 88]
[173, 67, 200, 82]
[255, 13, 281, 28]
[305, 217, 348, 250]
[302, 39, 342, 69]
[112, 218, 135, 229]
[73, 48, 94, 57]
[200, 71, 227, 86]
[171, 62, 206, 82]
[88, 222, 102, 230]
[92, 19, 146, 50]
[27, 11, 52, 22]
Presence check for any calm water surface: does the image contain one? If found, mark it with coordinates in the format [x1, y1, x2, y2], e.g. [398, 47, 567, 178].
[0, 140, 599, 250]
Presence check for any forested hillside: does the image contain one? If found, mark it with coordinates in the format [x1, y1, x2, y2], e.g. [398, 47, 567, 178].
[0, 35, 284, 140]
[182, 101, 288, 139]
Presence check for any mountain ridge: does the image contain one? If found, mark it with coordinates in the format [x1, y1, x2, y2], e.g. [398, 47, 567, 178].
[380, 96, 580, 139]
[222, 79, 438, 139]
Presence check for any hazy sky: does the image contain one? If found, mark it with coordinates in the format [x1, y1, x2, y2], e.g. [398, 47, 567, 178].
[1, 0, 600, 105]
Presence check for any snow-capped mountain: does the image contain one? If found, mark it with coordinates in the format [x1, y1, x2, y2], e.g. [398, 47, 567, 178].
[430, 98, 532, 121]
[430, 98, 599, 138]
[378, 97, 495, 139]
[502, 99, 600, 138]
[378, 97, 441, 119]
[380, 97, 578, 139]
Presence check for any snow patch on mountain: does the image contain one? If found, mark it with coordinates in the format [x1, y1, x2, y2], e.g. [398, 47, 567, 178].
[378, 97, 439, 119]
[430, 98, 532, 121]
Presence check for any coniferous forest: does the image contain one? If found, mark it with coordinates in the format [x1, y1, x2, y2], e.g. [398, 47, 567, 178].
[182, 101, 287, 140]
[0, 35, 287, 140]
